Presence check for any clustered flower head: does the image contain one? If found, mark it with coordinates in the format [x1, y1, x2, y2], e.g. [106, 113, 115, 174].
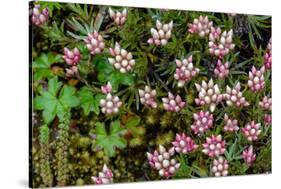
[211, 156, 229, 177]
[162, 92, 186, 112]
[108, 42, 135, 73]
[195, 79, 223, 112]
[109, 8, 127, 25]
[242, 145, 256, 166]
[264, 38, 272, 70]
[223, 114, 239, 132]
[63, 47, 81, 66]
[202, 135, 226, 157]
[31, 4, 49, 26]
[174, 56, 200, 87]
[147, 145, 180, 178]
[91, 164, 113, 185]
[147, 20, 173, 46]
[214, 59, 229, 79]
[224, 82, 250, 107]
[263, 114, 272, 126]
[84, 31, 105, 55]
[138, 86, 157, 108]
[172, 133, 198, 154]
[242, 121, 261, 142]
[65, 66, 78, 77]
[259, 96, 272, 111]
[100, 82, 122, 115]
[248, 66, 265, 92]
[191, 111, 214, 135]
[209, 27, 235, 57]
[188, 15, 213, 37]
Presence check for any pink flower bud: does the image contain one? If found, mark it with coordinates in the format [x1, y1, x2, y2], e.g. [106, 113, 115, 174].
[100, 85, 122, 115]
[211, 156, 228, 177]
[195, 79, 223, 112]
[242, 121, 261, 141]
[30, 5, 49, 26]
[259, 96, 272, 111]
[202, 135, 226, 157]
[223, 114, 239, 132]
[139, 85, 157, 108]
[263, 114, 272, 126]
[214, 59, 229, 79]
[91, 164, 113, 185]
[224, 82, 250, 107]
[191, 111, 214, 135]
[108, 42, 135, 73]
[148, 20, 173, 46]
[101, 82, 113, 94]
[109, 8, 127, 25]
[172, 133, 198, 153]
[242, 145, 256, 166]
[248, 66, 265, 92]
[162, 92, 186, 112]
[188, 15, 213, 37]
[147, 145, 180, 178]
[65, 66, 78, 77]
[63, 47, 81, 66]
[174, 56, 200, 87]
[84, 31, 105, 55]
[209, 27, 235, 58]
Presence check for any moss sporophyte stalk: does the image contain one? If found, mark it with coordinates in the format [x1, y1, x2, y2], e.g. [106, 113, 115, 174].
[30, 1, 272, 187]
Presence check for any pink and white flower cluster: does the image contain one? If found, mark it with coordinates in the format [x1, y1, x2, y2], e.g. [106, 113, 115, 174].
[224, 82, 250, 107]
[100, 83, 122, 115]
[195, 79, 223, 112]
[139, 86, 157, 108]
[62, 47, 81, 77]
[263, 114, 272, 126]
[147, 20, 173, 46]
[191, 111, 214, 135]
[214, 59, 229, 79]
[31, 5, 49, 26]
[147, 145, 180, 178]
[174, 56, 200, 87]
[84, 31, 105, 55]
[109, 8, 127, 25]
[259, 96, 272, 111]
[242, 145, 256, 166]
[211, 156, 229, 177]
[241, 121, 261, 142]
[264, 38, 272, 70]
[162, 92, 186, 112]
[208, 28, 235, 57]
[63, 47, 81, 66]
[248, 66, 265, 92]
[188, 15, 213, 37]
[223, 114, 239, 132]
[202, 135, 226, 157]
[108, 42, 135, 73]
[172, 133, 198, 154]
[91, 164, 113, 185]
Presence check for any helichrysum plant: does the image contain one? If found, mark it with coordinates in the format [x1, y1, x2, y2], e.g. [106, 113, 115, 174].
[30, 1, 272, 187]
